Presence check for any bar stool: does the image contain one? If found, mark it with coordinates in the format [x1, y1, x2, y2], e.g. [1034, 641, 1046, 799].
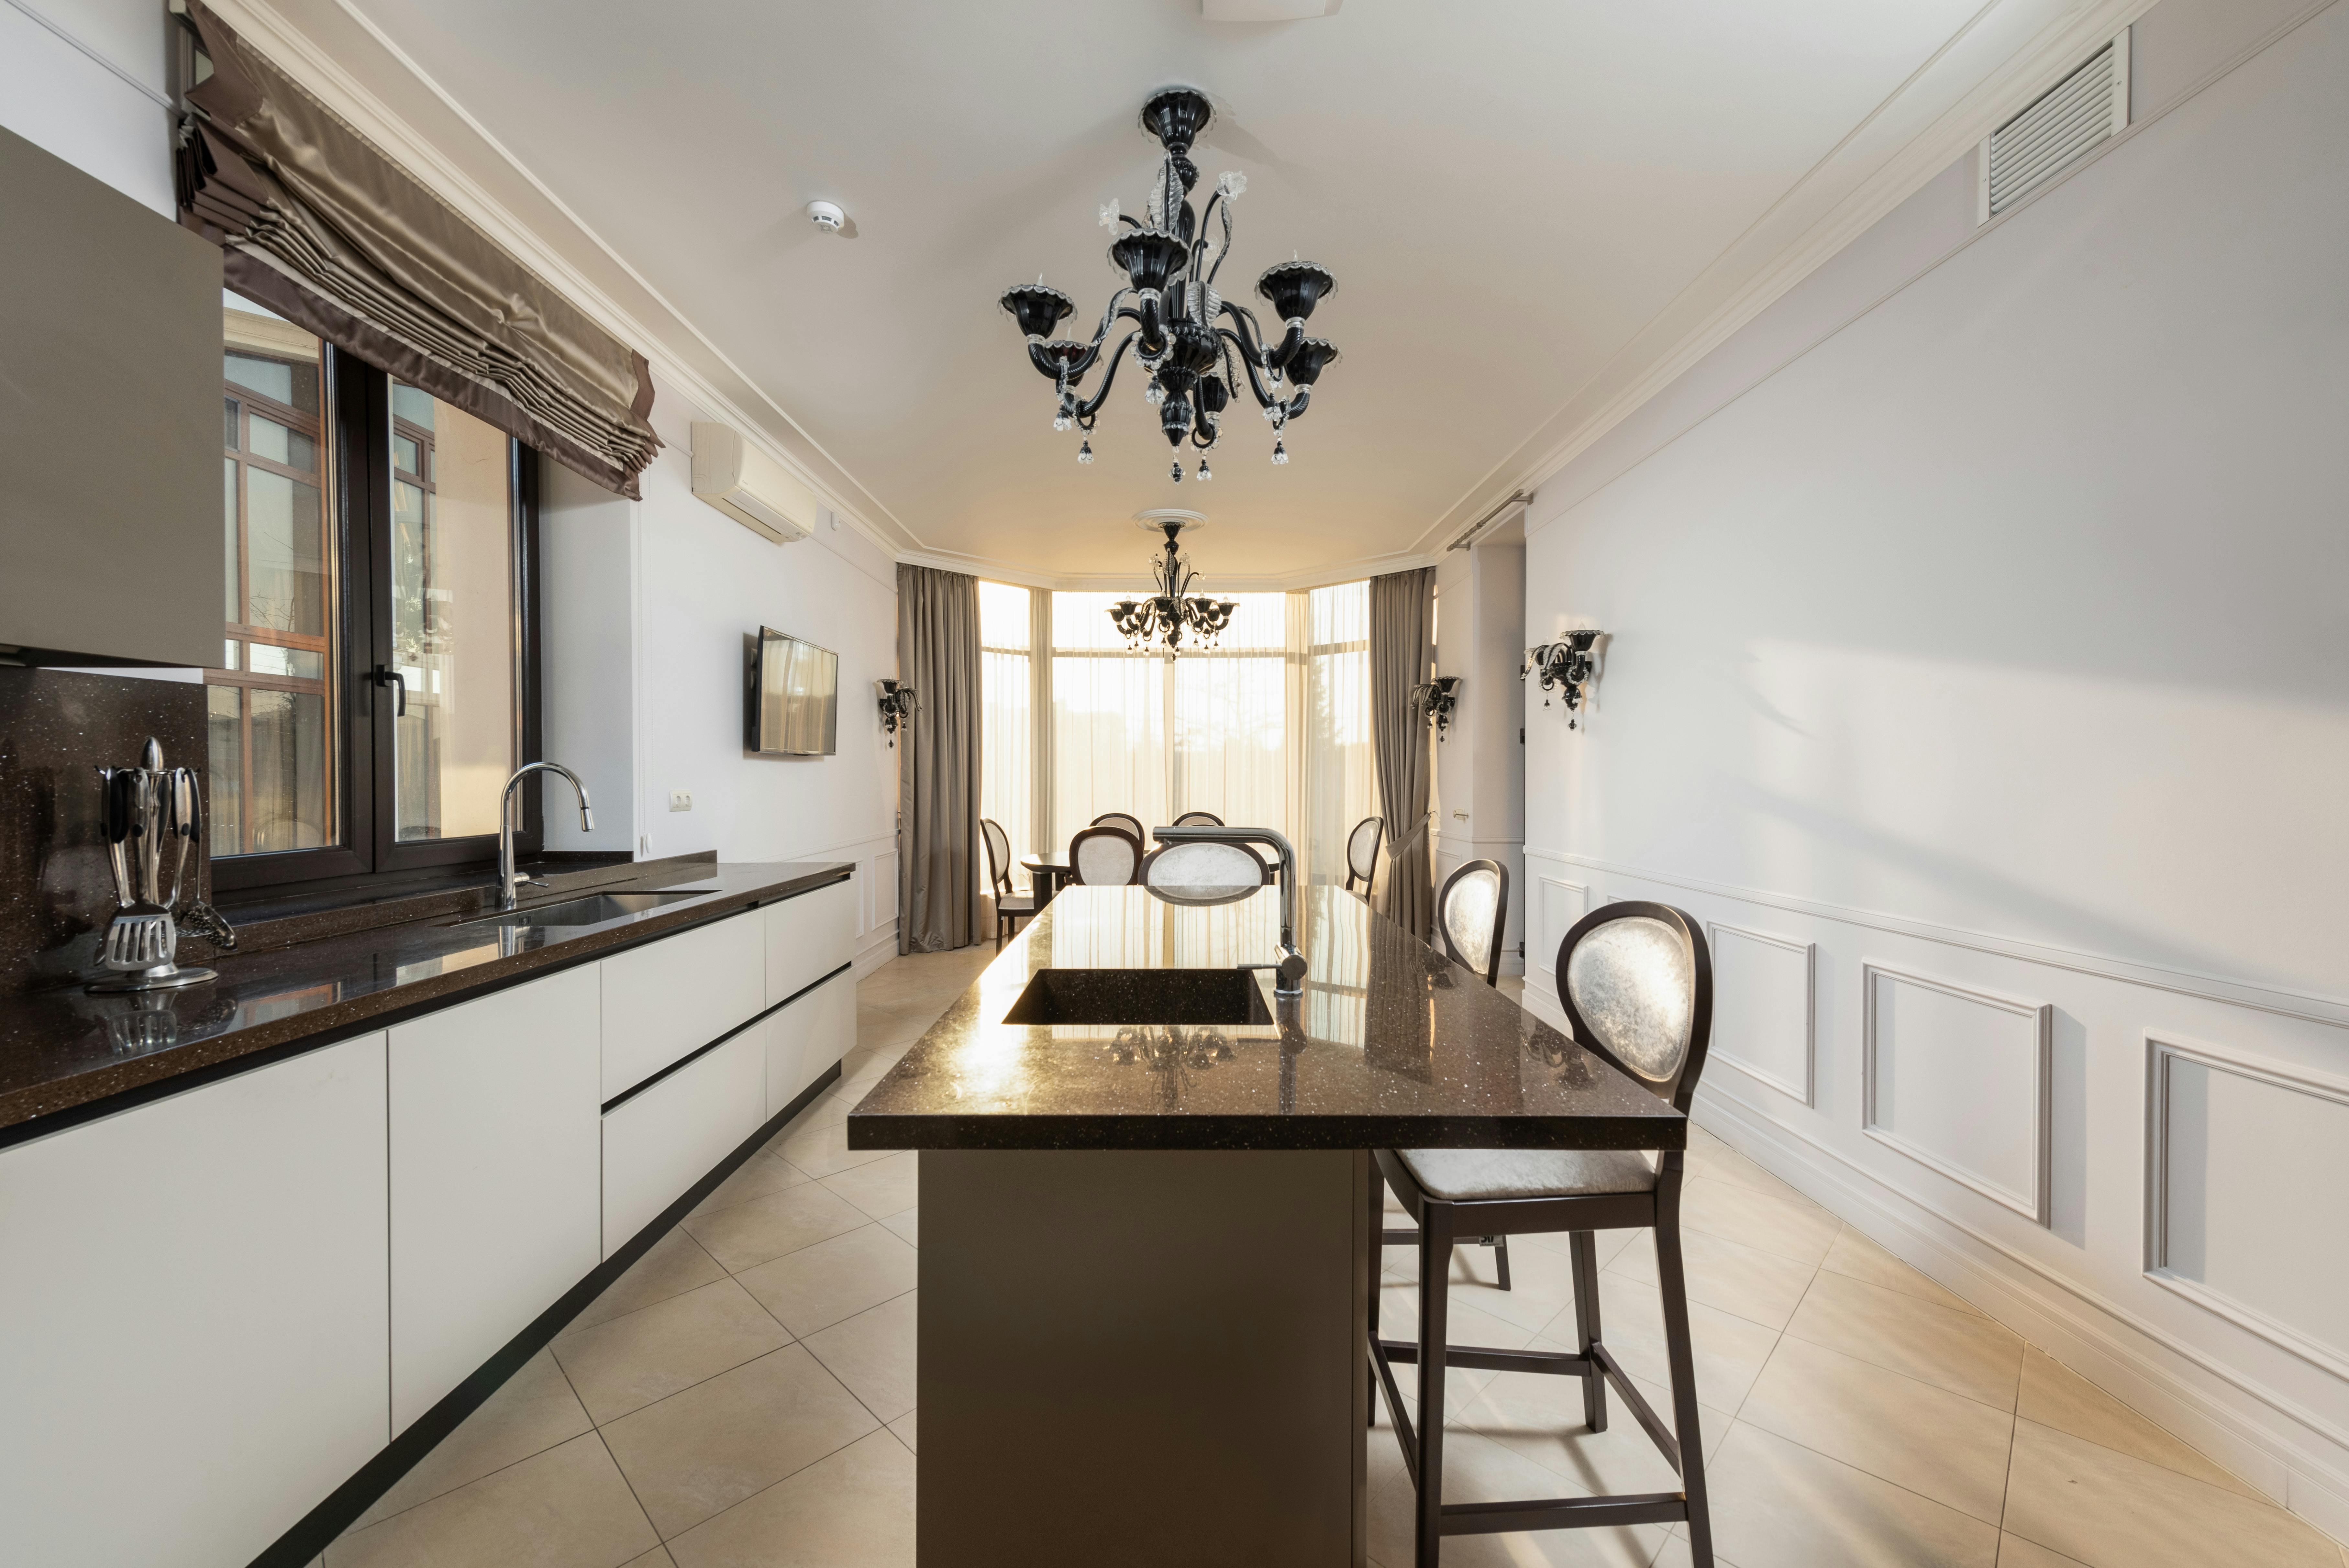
[1370, 901, 1717, 1567]
[1399, 858, 1516, 1288]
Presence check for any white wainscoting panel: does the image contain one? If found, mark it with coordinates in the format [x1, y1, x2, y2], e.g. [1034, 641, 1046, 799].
[1531, 875, 1588, 979]
[871, 848, 901, 932]
[1708, 923, 1815, 1105]
[2149, 1034, 2349, 1381]
[1862, 962, 2052, 1224]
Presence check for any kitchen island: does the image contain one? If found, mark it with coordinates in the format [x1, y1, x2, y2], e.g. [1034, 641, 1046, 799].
[847, 883, 1683, 1568]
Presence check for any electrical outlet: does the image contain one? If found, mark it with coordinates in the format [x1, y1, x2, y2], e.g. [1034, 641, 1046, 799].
[669, 790, 693, 812]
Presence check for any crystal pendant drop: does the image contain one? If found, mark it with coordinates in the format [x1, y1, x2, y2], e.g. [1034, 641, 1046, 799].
[1271, 440, 1289, 465]
[1169, 460, 1183, 483]
[1146, 381, 1165, 407]
[1053, 415, 1071, 432]
[1197, 459, 1213, 482]
[1077, 440, 1094, 465]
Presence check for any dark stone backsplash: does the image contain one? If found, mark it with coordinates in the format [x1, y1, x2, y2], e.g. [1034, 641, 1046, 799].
[0, 668, 208, 995]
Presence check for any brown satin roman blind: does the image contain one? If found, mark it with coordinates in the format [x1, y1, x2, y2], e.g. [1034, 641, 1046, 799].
[172, 0, 658, 497]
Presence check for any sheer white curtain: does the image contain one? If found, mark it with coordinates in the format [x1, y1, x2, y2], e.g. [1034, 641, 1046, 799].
[978, 582, 1033, 891]
[1298, 582, 1377, 885]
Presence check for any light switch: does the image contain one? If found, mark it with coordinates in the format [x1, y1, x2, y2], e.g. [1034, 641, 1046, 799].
[669, 790, 693, 812]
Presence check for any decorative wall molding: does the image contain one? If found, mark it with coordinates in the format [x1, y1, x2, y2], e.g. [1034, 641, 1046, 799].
[2144, 1031, 2349, 1384]
[1706, 922, 1816, 1106]
[1861, 962, 2051, 1226]
[893, 546, 1442, 595]
[1693, 1080, 2349, 1540]
[870, 850, 901, 932]
[1523, 846, 2349, 1031]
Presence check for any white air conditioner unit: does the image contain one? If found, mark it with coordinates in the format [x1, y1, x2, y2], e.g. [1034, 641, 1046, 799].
[690, 421, 816, 544]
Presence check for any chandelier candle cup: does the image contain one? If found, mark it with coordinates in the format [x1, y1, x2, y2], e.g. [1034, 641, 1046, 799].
[999, 86, 1340, 477]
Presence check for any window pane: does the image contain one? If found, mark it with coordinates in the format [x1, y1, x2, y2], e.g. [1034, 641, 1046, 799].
[978, 581, 1030, 651]
[213, 290, 337, 861]
[980, 647, 1032, 892]
[391, 385, 514, 842]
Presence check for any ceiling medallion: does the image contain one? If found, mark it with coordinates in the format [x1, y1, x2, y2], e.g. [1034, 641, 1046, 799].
[1113, 513, 1235, 652]
[999, 86, 1341, 484]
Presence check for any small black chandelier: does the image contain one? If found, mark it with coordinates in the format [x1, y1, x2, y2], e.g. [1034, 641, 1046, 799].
[999, 86, 1340, 484]
[1113, 517, 1235, 652]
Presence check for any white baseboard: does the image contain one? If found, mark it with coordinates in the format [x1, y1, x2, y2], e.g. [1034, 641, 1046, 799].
[1691, 1083, 2349, 1548]
[851, 926, 897, 980]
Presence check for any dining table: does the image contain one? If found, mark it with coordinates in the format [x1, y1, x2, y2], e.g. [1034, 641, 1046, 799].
[1019, 855, 1075, 906]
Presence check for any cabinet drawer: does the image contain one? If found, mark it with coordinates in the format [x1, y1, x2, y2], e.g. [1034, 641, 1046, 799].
[765, 876, 856, 1007]
[602, 1028, 764, 1255]
[763, 969, 857, 1118]
[389, 967, 601, 1430]
[601, 908, 765, 1099]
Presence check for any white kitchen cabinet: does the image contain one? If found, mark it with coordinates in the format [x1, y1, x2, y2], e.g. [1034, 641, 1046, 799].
[602, 1026, 765, 1254]
[765, 969, 857, 1118]
[389, 965, 602, 1430]
[765, 874, 856, 1006]
[600, 906, 765, 1098]
[0, 1035, 391, 1568]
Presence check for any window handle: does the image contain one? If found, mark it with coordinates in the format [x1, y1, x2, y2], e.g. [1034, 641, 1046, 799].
[369, 665, 406, 718]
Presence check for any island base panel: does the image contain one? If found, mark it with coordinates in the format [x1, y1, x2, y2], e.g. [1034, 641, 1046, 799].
[919, 1148, 1370, 1566]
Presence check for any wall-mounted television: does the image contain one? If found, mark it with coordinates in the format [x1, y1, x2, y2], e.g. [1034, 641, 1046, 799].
[749, 627, 839, 756]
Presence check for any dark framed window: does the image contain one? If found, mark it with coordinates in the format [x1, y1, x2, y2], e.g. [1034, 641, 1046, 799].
[209, 292, 541, 899]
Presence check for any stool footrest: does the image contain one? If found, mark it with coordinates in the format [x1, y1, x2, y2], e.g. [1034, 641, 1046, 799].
[1442, 1492, 1689, 1536]
[1375, 1339, 1591, 1376]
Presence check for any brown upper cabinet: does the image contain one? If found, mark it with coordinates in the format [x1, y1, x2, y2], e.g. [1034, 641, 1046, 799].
[1, 124, 223, 669]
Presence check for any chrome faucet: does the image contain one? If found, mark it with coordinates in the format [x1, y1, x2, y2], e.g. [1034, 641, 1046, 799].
[1152, 825, 1307, 997]
[498, 762, 595, 911]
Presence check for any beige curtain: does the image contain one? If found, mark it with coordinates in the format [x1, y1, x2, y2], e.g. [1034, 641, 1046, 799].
[897, 564, 982, 952]
[173, 2, 658, 497]
[1369, 568, 1435, 939]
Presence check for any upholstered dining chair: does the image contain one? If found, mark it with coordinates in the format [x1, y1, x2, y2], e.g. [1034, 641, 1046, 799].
[1344, 816, 1385, 899]
[1068, 824, 1143, 886]
[980, 817, 1037, 947]
[1370, 902, 1717, 1567]
[1139, 839, 1269, 901]
[1171, 809, 1224, 827]
[1091, 811, 1147, 843]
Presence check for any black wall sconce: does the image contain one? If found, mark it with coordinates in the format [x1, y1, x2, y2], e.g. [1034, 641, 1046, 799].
[1523, 629, 1603, 728]
[877, 679, 919, 746]
[1407, 675, 1462, 740]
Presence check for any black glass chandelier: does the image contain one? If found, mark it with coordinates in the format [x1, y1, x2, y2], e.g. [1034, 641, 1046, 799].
[999, 86, 1340, 484]
[1113, 517, 1235, 651]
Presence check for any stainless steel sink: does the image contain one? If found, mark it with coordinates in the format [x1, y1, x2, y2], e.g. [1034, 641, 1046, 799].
[1002, 968, 1274, 1027]
[465, 890, 704, 928]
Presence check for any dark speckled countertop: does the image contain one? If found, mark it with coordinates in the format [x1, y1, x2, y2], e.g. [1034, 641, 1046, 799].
[0, 858, 852, 1143]
[847, 885, 1682, 1152]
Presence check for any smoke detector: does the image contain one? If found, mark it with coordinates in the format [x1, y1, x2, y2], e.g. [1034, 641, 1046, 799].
[805, 201, 847, 234]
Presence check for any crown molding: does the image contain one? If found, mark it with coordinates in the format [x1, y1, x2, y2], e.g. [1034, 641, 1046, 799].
[204, 0, 921, 568]
[1406, 0, 2160, 557]
[893, 545, 1442, 594]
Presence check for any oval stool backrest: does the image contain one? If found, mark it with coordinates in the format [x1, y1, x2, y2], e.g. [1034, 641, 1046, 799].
[1069, 825, 1143, 885]
[1435, 858, 1508, 985]
[1346, 816, 1385, 893]
[1556, 902, 1714, 1114]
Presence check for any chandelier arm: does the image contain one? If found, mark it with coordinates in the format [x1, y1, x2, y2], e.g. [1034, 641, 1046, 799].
[1215, 327, 1281, 408]
[1283, 386, 1313, 422]
[1205, 192, 1237, 287]
[1072, 332, 1141, 420]
[1091, 287, 1133, 350]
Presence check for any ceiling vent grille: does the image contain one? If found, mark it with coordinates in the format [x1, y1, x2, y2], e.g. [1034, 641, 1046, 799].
[1978, 30, 2129, 222]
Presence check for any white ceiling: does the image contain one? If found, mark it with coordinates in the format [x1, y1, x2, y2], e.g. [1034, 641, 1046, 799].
[261, 0, 2107, 580]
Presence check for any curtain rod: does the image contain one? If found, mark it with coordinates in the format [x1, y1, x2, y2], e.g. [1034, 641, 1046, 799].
[1445, 490, 1533, 552]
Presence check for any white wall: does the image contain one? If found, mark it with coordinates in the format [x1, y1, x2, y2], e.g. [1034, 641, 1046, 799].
[540, 378, 902, 965]
[0, 0, 175, 214]
[1519, 0, 2349, 1540]
[1433, 542, 1527, 974]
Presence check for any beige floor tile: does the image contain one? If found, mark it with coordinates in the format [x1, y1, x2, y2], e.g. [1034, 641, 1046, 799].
[1679, 1177, 1840, 1267]
[1819, 1224, 1983, 1317]
[599, 1345, 881, 1540]
[1515, 1225, 1641, 1273]
[1737, 1335, 2014, 1523]
[1449, 1338, 1734, 1499]
[734, 1224, 918, 1338]
[1365, 1429, 1666, 1566]
[567, 1230, 732, 1337]
[787, 1084, 857, 1132]
[553, 1279, 794, 1425]
[1608, 1228, 1819, 1332]
[2001, 1419, 2336, 1568]
[621, 1551, 674, 1568]
[1374, 1280, 1538, 1401]
[326, 1433, 657, 1568]
[1650, 1535, 1746, 1568]
[802, 1290, 918, 1423]
[1391, 1230, 1593, 1334]
[1685, 1134, 1820, 1213]
[687, 1152, 810, 1220]
[1785, 1269, 2022, 1410]
[817, 1150, 918, 1221]
[681, 1180, 871, 1273]
[881, 1207, 918, 1246]
[1699, 1421, 1999, 1568]
[888, 1411, 915, 1452]
[1997, 1536, 2090, 1567]
[354, 1348, 593, 1528]
[2013, 1348, 2261, 1501]
[771, 1120, 895, 1181]
[1588, 1270, 1782, 1413]
[665, 1428, 915, 1568]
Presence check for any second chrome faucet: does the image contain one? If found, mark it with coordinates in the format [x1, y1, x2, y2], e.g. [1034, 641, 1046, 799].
[498, 762, 595, 910]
